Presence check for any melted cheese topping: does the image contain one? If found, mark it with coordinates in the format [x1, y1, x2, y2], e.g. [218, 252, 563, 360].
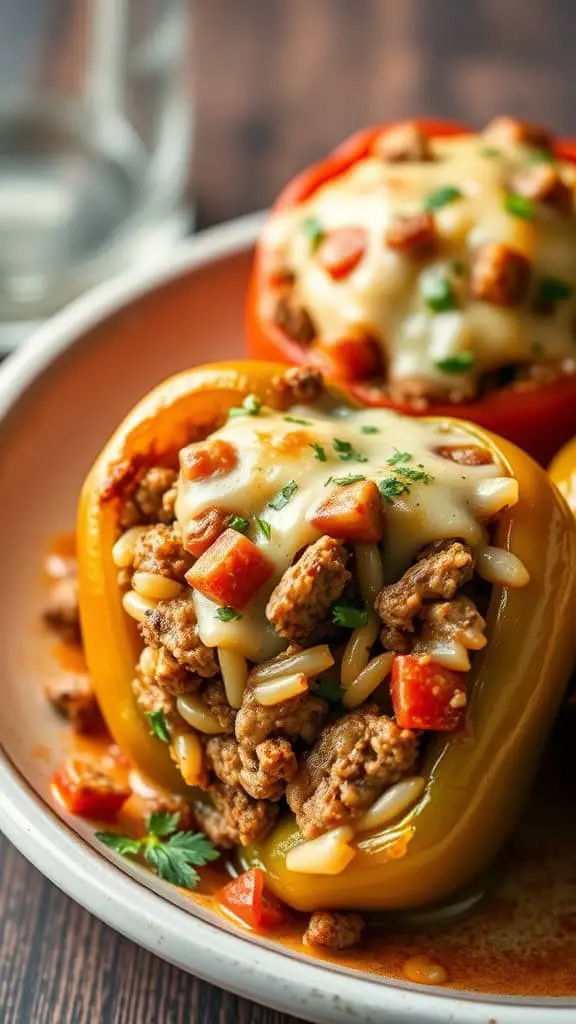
[176, 406, 509, 660]
[263, 134, 576, 392]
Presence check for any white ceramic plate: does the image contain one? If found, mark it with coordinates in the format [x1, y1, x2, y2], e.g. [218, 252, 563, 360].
[0, 214, 574, 1024]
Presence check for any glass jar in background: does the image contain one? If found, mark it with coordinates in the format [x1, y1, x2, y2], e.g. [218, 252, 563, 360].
[0, 0, 192, 350]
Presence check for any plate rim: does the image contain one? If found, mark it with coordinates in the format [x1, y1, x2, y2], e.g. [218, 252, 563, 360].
[0, 213, 573, 1024]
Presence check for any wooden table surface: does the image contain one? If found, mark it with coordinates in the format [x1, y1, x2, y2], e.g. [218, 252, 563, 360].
[2, 1, 575, 1021]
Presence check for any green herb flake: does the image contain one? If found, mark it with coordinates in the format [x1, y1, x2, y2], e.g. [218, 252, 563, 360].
[333, 438, 368, 463]
[378, 477, 410, 503]
[284, 415, 312, 426]
[313, 680, 344, 703]
[531, 341, 544, 356]
[332, 599, 369, 629]
[396, 465, 433, 484]
[537, 276, 573, 305]
[216, 606, 242, 622]
[423, 185, 463, 212]
[421, 273, 457, 313]
[386, 449, 412, 466]
[479, 146, 500, 158]
[146, 710, 171, 743]
[504, 192, 535, 220]
[268, 480, 298, 510]
[360, 425, 379, 434]
[96, 814, 220, 891]
[228, 515, 249, 534]
[450, 259, 465, 276]
[302, 215, 325, 250]
[435, 352, 475, 374]
[528, 148, 556, 164]
[255, 517, 272, 540]
[228, 393, 263, 419]
[325, 474, 367, 486]
[309, 441, 327, 462]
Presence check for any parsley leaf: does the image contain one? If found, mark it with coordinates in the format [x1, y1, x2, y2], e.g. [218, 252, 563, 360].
[396, 465, 433, 484]
[435, 353, 475, 374]
[423, 185, 463, 211]
[332, 599, 369, 629]
[97, 833, 143, 857]
[528, 148, 555, 164]
[333, 438, 368, 463]
[421, 273, 457, 313]
[228, 394, 263, 418]
[537, 276, 573, 305]
[284, 415, 312, 425]
[216, 606, 242, 622]
[386, 449, 412, 466]
[313, 680, 344, 703]
[148, 811, 181, 838]
[146, 710, 170, 743]
[325, 474, 366, 486]
[309, 441, 327, 462]
[302, 215, 325, 250]
[505, 193, 535, 219]
[268, 480, 298, 510]
[360, 425, 379, 434]
[228, 515, 249, 534]
[97, 813, 220, 892]
[478, 146, 500, 158]
[378, 477, 410, 503]
[255, 517, 272, 540]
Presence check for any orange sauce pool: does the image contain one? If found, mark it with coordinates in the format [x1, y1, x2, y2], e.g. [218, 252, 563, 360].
[45, 534, 576, 997]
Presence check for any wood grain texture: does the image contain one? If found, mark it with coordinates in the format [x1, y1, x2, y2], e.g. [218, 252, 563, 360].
[2, 1, 576, 1019]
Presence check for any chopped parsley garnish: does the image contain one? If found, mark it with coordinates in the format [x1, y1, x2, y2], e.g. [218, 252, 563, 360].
[396, 465, 433, 484]
[216, 606, 242, 622]
[146, 710, 170, 743]
[228, 393, 263, 418]
[537, 276, 573, 305]
[450, 259, 465, 276]
[386, 449, 412, 466]
[284, 415, 312, 425]
[309, 441, 327, 462]
[479, 146, 500, 158]
[325, 474, 366, 486]
[504, 193, 535, 220]
[360, 425, 379, 434]
[378, 477, 410, 503]
[313, 680, 344, 703]
[302, 215, 325, 250]
[333, 438, 368, 463]
[332, 599, 369, 629]
[435, 352, 475, 374]
[255, 517, 272, 540]
[97, 812, 219, 890]
[528, 148, 555, 164]
[268, 480, 298, 510]
[228, 515, 249, 534]
[423, 185, 463, 211]
[421, 273, 457, 313]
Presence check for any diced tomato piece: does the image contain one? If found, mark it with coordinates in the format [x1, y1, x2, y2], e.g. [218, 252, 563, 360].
[311, 480, 385, 543]
[51, 759, 130, 819]
[185, 528, 274, 610]
[391, 655, 468, 731]
[218, 868, 286, 930]
[180, 439, 238, 482]
[316, 226, 368, 280]
[183, 507, 230, 558]
[434, 444, 493, 467]
[311, 334, 382, 382]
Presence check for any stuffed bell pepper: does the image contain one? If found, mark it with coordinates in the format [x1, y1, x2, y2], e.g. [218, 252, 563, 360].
[77, 360, 576, 927]
[248, 116, 576, 464]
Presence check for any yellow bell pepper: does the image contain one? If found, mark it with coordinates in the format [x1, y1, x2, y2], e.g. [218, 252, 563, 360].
[78, 361, 576, 911]
[550, 436, 576, 514]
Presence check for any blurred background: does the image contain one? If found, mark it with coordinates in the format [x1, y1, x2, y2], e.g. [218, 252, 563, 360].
[1, 0, 574, 350]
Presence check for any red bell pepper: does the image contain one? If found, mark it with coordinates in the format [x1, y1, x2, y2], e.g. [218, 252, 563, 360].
[391, 655, 467, 731]
[218, 868, 286, 930]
